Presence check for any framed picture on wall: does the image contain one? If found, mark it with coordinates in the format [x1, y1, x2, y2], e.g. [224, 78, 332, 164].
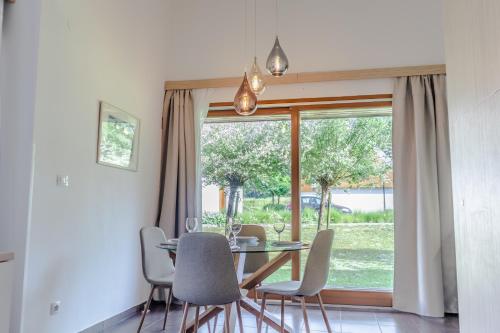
[97, 101, 140, 171]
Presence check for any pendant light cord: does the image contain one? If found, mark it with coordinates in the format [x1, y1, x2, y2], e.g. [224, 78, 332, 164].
[275, 0, 279, 37]
[254, 0, 257, 57]
[244, 0, 248, 70]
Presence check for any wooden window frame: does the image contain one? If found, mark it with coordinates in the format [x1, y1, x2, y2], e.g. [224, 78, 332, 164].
[206, 94, 393, 307]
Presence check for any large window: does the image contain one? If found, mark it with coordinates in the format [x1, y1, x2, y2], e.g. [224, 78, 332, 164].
[200, 95, 394, 301]
[299, 115, 393, 290]
[201, 119, 292, 281]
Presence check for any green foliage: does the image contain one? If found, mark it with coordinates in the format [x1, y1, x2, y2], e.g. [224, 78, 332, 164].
[301, 117, 391, 188]
[201, 212, 226, 227]
[328, 209, 394, 223]
[301, 208, 319, 224]
[202, 121, 290, 188]
[300, 117, 392, 228]
[262, 203, 286, 211]
[99, 117, 137, 167]
[202, 121, 290, 218]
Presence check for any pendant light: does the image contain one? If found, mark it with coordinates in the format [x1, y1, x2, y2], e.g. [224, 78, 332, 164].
[266, 0, 289, 76]
[233, 72, 258, 115]
[234, 0, 258, 115]
[248, 0, 266, 95]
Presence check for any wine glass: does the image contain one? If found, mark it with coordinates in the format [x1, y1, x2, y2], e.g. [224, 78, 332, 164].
[231, 219, 243, 240]
[273, 222, 286, 242]
[185, 217, 199, 233]
[226, 218, 235, 246]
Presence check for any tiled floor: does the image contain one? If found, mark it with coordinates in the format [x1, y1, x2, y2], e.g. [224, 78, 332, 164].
[106, 302, 459, 333]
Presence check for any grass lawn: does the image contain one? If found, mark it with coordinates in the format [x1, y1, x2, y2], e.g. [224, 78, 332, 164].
[203, 222, 394, 290]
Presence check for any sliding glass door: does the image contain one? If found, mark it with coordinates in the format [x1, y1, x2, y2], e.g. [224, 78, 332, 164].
[199, 96, 394, 303]
[299, 114, 394, 290]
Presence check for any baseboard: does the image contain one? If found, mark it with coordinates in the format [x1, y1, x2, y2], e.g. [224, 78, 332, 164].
[79, 303, 144, 333]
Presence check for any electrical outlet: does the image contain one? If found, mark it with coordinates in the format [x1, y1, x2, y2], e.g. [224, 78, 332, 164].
[56, 175, 70, 187]
[50, 301, 61, 315]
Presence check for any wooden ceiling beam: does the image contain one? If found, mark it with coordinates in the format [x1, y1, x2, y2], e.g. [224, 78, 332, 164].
[165, 64, 446, 90]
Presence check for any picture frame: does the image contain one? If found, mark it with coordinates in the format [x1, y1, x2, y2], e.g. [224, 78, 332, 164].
[97, 101, 140, 171]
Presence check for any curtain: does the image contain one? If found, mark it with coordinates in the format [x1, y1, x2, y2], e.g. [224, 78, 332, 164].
[192, 89, 214, 226]
[392, 75, 458, 317]
[157, 90, 196, 238]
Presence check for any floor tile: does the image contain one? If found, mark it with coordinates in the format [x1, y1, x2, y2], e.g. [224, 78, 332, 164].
[104, 302, 459, 333]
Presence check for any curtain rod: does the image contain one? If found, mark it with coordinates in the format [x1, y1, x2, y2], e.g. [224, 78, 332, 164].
[164, 64, 446, 90]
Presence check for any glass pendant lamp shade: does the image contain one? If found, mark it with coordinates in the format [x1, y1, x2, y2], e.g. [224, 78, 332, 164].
[249, 57, 266, 95]
[234, 72, 258, 115]
[266, 36, 288, 76]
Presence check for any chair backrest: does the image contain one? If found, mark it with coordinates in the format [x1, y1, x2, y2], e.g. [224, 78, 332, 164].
[140, 226, 175, 284]
[239, 224, 269, 274]
[173, 232, 241, 306]
[298, 229, 334, 296]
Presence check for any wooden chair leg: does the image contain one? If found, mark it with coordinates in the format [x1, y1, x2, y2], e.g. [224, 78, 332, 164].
[236, 300, 244, 333]
[212, 313, 218, 333]
[193, 306, 200, 333]
[224, 304, 231, 333]
[137, 285, 155, 333]
[180, 302, 190, 333]
[162, 287, 173, 330]
[300, 297, 310, 333]
[253, 287, 258, 303]
[204, 306, 212, 333]
[317, 293, 332, 333]
[257, 293, 267, 333]
[280, 296, 285, 333]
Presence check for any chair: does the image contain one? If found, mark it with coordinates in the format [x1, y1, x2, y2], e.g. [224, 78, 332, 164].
[138, 227, 175, 332]
[256, 229, 334, 333]
[239, 224, 269, 301]
[173, 232, 244, 333]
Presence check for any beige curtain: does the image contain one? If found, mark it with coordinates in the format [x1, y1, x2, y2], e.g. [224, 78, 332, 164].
[157, 90, 196, 238]
[393, 75, 458, 317]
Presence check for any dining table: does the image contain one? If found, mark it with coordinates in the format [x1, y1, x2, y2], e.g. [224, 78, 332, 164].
[158, 237, 310, 333]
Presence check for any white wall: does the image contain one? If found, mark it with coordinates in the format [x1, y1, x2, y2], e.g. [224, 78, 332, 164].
[0, 1, 42, 332]
[0, 0, 447, 332]
[17, 1, 171, 332]
[166, 0, 444, 81]
[444, 1, 500, 332]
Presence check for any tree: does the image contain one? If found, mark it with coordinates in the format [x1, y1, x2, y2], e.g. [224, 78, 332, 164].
[202, 121, 290, 219]
[248, 173, 290, 204]
[301, 117, 391, 231]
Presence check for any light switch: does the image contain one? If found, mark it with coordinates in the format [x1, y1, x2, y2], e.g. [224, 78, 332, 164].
[56, 175, 70, 187]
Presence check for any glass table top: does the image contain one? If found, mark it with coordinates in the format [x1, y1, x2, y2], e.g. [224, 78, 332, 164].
[157, 240, 310, 253]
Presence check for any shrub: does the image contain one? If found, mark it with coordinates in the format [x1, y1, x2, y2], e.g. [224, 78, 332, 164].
[202, 212, 226, 227]
[262, 203, 286, 211]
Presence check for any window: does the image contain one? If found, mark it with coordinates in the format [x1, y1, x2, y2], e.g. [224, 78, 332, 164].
[299, 115, 393, 290]
[200, 95, 394, 304]
[201, 118, 292, 282]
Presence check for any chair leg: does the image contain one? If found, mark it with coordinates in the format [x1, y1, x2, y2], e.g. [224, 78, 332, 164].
[212, 313, 218, 333]
[257, 293, 267, 333]
[223, 304, 231, 333]
[180, 302, 190, 333]
[253, 287, 258, 303]
[236, 300, 244, 333]
[137, 285, 155, 333]
[280, 296, 285, 333]
[316, 293, 332, 333]
[300, 297, 310, 333]
[204, 306, 211, 333]
[193, 306, 200, 333]
[162, 287, 173, 330]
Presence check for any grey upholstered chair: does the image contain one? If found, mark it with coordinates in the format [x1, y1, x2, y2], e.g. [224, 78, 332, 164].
[257, 229, 334, 333]
[240, 224, 269, 277]
[138, 227, 175, 332]
[239, 224, 269, 302]
[173, 232, 244, 333]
